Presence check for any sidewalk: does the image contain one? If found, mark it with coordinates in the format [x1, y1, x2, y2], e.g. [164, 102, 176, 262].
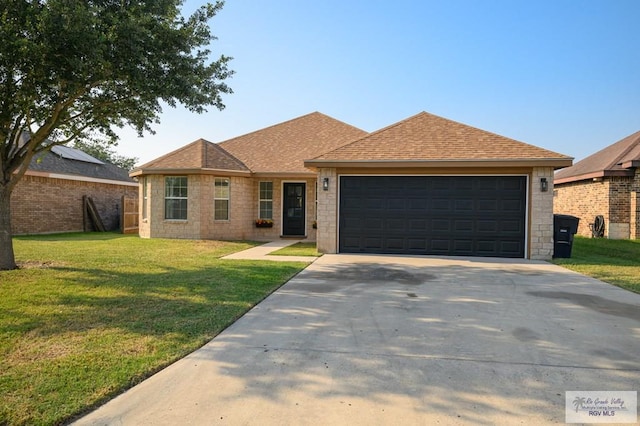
[221, 240, 318, 262]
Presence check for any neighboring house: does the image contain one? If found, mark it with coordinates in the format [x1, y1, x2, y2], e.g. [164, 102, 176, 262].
[131, 111, 572, 260]
[11, 145, 138, 234]
[554, 130, 640, 239]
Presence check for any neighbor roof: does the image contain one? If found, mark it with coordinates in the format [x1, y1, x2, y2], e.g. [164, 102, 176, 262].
[305, 112, 572, 169]
[28, 147, 134, 183]
[130, 139, 251, 177]
[554, 130, 640, 184]
[219, 112, 367, 175]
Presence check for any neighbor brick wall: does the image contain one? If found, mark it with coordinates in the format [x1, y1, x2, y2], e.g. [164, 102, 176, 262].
[554, 176, 634, 239]
[11, 174, 138, 235]
[630, 171, 640, 239]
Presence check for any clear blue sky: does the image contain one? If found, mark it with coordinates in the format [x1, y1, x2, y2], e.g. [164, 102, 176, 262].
[116, 0, 640, 165]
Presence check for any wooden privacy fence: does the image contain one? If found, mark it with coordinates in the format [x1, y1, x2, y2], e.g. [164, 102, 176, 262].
[121, 196, 139, 234]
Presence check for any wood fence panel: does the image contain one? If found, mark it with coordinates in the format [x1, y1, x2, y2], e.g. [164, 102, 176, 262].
[121, 196, 139, 234]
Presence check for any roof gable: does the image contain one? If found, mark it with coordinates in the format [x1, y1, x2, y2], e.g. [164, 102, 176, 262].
[555, 130, 640, 183]
[306, 112, 571, 167]
[219, 112, 367, 174]
[133, 139, 250, 175]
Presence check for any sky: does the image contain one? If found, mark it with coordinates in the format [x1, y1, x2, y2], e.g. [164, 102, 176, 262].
[115, 0, 640, 166]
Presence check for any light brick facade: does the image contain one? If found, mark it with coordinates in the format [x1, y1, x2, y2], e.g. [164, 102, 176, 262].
[139, 174, 318, 241]
[554, 171, 640, 239]
[11, 173, 138, 235]
[530, 167, 555, 260]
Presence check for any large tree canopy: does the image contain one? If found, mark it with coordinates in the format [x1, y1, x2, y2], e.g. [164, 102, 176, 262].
[0, 0, 233, 270]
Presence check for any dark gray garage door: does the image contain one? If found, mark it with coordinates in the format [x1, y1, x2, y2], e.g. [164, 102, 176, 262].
[339, 176, 527, 258]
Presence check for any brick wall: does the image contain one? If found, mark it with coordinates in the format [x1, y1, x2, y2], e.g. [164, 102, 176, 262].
[554, 175, 634, 239]
[530, 167, 555, 260]
[632, 171, 640, 239]
[316, 168, 337, 253]
[11, 174, 138, 235]
[141, 174, 318, 241]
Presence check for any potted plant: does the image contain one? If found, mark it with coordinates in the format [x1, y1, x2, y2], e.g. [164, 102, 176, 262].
[312, 220, 317, 229]
[255, 219, 273, 228]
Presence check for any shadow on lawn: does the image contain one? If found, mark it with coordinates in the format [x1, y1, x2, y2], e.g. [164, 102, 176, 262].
[76, 260, 640, 425]
[12, 260, 304, 340]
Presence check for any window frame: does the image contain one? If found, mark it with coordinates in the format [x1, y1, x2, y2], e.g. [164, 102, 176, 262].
[164, 176, 188, 220]
[258, 181, 273, 220]
[214, 177, 230, 221]
[142, 176, 148, 220]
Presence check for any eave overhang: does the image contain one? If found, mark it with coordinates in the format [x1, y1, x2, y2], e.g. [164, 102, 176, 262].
[130, 168, 252, 178]
[554, 168, 636, 185]
[304, 158, 573, 171]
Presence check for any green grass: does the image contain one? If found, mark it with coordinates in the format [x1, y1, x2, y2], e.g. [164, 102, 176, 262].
[270, 242, 322, 257]
[1, 233, 307, 426]
[552, 236, 640, 294]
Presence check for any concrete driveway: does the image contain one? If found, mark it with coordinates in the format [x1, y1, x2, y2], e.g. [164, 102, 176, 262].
[74, 254, 640, 425]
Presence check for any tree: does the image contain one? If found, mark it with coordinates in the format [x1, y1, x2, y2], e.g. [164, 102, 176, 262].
[72, 138, 138, 171]
[0, 0, 233, 270]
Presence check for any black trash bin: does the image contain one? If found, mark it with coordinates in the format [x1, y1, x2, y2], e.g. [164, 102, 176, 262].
[553, 214, 580, 258]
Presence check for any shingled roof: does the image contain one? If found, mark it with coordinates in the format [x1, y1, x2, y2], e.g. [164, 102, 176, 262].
[554, 130, 640, 184]
[305, 112, 572, 169]
[131, 139, 251, 177]
[219, 112, 367, 175]
[28, 147, 134, 183]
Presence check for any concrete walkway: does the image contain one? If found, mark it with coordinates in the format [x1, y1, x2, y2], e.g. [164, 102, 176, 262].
[221, 240, 318, 262]
[73, 254, 640, 425]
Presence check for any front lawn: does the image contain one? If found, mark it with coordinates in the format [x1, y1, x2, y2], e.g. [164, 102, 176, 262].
[270, 242, 322, 257]
[1, 233, 307, 426]
[552, 236, 640, 294]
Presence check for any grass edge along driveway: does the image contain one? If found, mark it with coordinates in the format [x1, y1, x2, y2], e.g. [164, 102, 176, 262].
[551, 236, 640, 294]
[1, 233, 308, 426]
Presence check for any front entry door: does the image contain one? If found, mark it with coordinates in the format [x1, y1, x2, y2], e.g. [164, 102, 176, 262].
[283, 183, 306, 236]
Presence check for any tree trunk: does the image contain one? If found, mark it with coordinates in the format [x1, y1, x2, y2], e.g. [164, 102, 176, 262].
[0, 184, 17, 271]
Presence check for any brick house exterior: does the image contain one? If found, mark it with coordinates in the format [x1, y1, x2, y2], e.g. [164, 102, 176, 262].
[11, 147, 138, 235]
[131, 113, 366, 242]
[133, 112, 571, 259]
[306, 112, 570, 260]
[554, 130, 640, 239]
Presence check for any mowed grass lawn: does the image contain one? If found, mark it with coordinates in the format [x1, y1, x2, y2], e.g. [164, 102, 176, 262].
[1, 233, 308, 426]
[552, 236, 640, 294]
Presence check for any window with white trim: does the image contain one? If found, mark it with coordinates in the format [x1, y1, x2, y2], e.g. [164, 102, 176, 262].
[259, 181, 273, 219]
[214, 178, 230, 220]
[165, 176, 187, 220]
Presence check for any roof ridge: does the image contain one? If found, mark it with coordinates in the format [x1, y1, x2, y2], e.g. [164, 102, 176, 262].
[219, 112, 322, 146]
[417, 111, 570, 157]
[608, 130, 640, 167]
[135, 138, 205, 170]
[311, 111, 570, 162]
[204, 139, 250, 170]
[306, 113, 424, 161]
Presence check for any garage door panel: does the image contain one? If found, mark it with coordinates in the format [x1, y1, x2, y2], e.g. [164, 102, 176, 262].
[454, 200, 473, 211]
[502, 199, 524, 211]
[454, 220, 473, 232]
[339, 176, 526, 258]
[501, 220, 523, 233]
[453, 240, 473, 253]
[432, 199, 452, 210]
[431, 218, 452, 232]
[477, 199, 498, 211]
